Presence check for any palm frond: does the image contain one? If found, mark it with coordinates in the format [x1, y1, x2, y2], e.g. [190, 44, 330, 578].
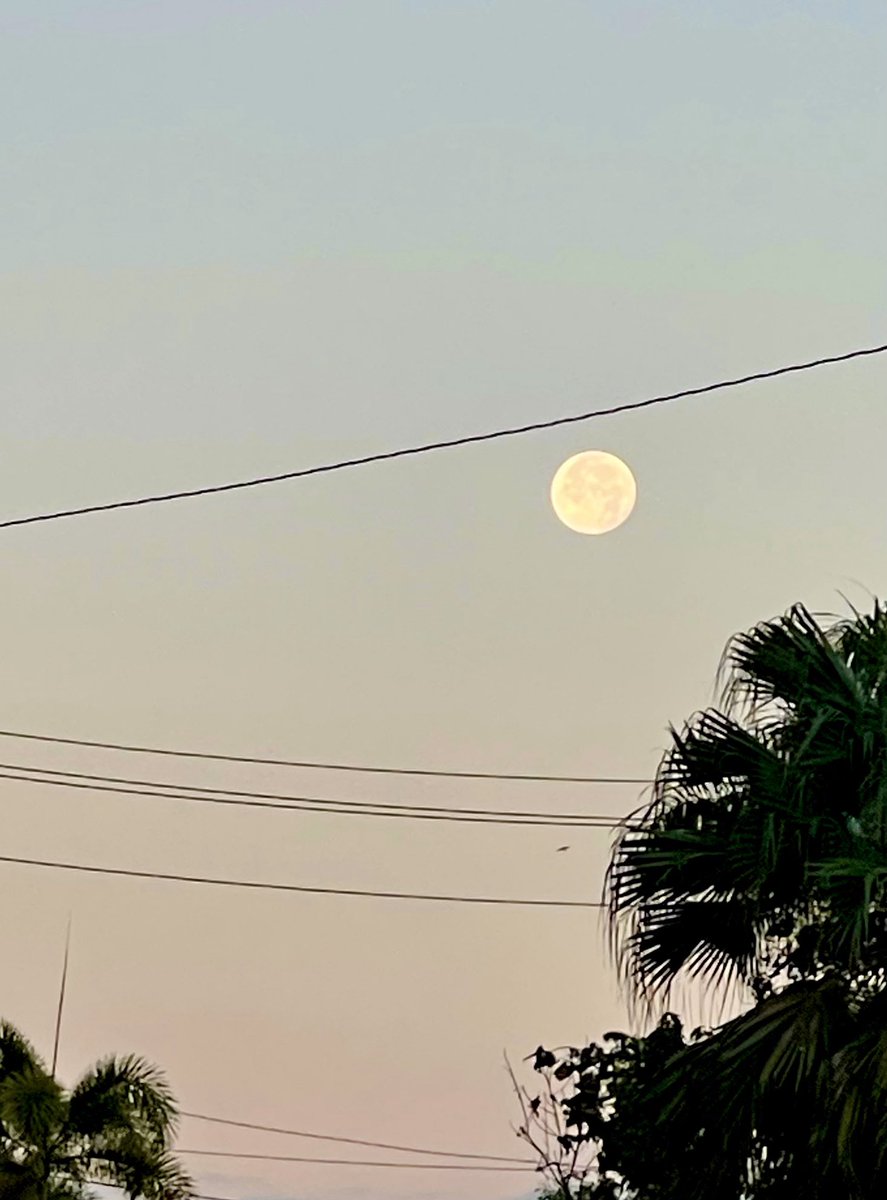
[720, 604, 864, 722]
[657, 711, 786, 800]
[85, 1143, 192, 1200]
[0, 1069, 65, 1144]
[609, 600, 887, 1000]
[0, 1028, 41, 1085]
[647, 979, 851, 1199]
[601, 599, 887, 1193]
[811, 849, 887, 971]
[830, 985, 887, 1190]
[0, 1024, 190, 1200]
[627, 896, 759, 999]
[68, 1057, 178, 1146]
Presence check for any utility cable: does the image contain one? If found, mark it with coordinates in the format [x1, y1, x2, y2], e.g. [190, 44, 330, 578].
[0, 853, 605, 908]
[179, 1111, 529, 1163]
[0, 763, 634, 827]
[177, 1149, 532, 1172]
[1, 342, 883, 530]
[0, 729, 649, 784]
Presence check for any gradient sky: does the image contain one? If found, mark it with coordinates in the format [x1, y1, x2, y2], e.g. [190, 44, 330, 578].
[2, 3, 886, 1200]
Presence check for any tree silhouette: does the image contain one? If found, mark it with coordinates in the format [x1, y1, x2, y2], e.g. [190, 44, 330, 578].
[0, 1022, 191, 1200]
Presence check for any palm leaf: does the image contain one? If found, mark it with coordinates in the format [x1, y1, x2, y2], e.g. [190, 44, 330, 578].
[68, 1057, 178, 1147]
[0, 1028, 40, 1085]
[0, 1069, 65, 1144]
[647, 979, 852, 1199]
[830, 986, 887, 1191]
[84, 1141, 192, 1200]
[0, 1022, 191, 1200]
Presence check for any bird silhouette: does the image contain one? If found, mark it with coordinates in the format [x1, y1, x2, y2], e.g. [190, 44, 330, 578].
[556, 845, 570, 852]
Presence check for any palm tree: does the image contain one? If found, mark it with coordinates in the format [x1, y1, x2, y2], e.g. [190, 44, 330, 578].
[0, 1022, 192, 1200]
[606, 601, 887, 1198]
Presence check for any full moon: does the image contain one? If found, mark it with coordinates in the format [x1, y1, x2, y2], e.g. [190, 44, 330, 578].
[550, 450, 637, 535]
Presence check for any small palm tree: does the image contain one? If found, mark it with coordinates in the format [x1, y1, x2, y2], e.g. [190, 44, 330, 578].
[0, 1022, 192, 1200]
[606, 601, 887, 1197]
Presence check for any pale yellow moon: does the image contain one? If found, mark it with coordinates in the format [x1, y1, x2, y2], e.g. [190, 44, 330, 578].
[550, 450, 637, 535]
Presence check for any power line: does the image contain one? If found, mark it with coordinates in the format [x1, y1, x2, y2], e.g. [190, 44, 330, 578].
[0, 729, 649, 784]
[0, 771, 624, 828]
[0, 853, 604, 908]
[1, 342, 883, 531]
[0, 763, 633, 827]
[179, 1111, 529, 1164]
[177, 1149, 532, 1172]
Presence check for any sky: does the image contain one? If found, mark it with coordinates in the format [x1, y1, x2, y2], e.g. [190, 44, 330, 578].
[1, 2, 886, 1199]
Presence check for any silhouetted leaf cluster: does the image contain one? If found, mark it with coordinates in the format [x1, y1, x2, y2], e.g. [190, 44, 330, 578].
[0, 1022, 192, 1200]
[524, 1016, 710, 1200]
[529, 602, 887, 1200]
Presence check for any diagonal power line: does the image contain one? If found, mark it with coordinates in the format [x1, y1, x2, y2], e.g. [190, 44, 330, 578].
[0, 762, 636, 826]
[178, 1149, 532, 1172]
[1, 342, 883, 530]
[0, 728, 649, 783]
[179, 1111, 530, 1164]
[0, 853, 605, 908]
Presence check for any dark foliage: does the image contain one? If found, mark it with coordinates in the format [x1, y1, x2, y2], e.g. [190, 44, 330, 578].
[520, 1015, 706, 1199]
[529, 602, 887, 1199]
[604, 602, 887, 1198]
[0, 1022, 191, 1200]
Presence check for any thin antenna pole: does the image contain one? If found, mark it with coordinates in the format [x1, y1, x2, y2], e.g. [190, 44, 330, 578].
[51, 916, 72, 1078]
